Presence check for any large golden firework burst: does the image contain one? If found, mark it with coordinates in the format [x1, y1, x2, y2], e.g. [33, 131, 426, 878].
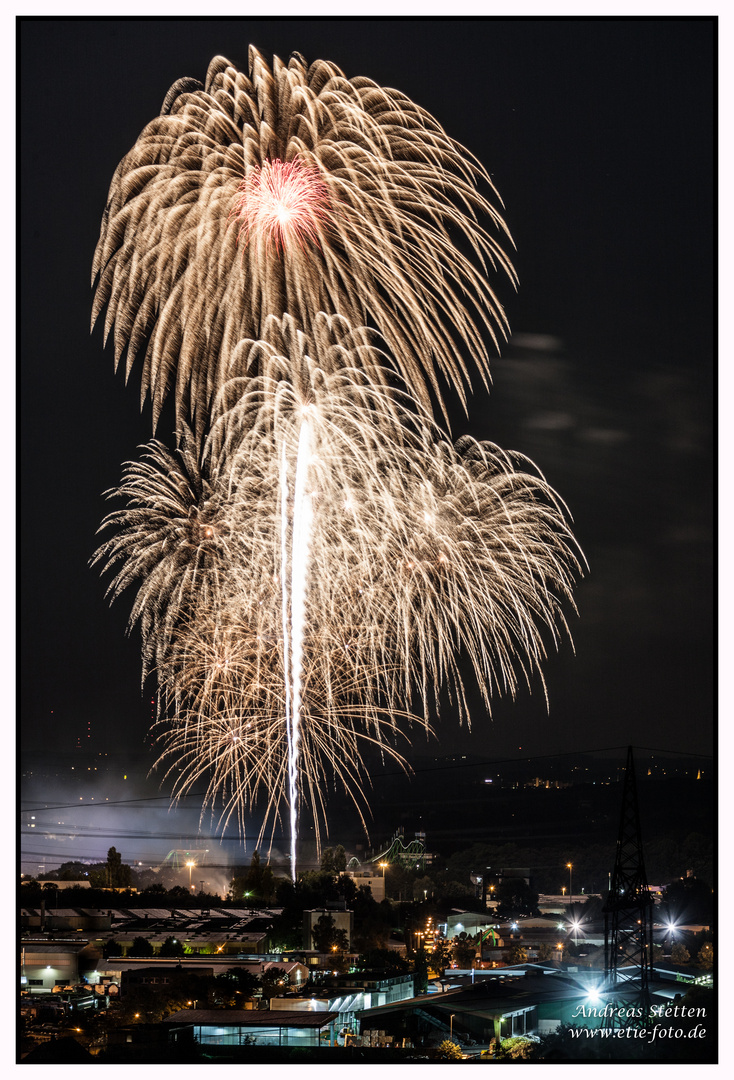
[92, 48, 516, 433]
[94, 316, 583, 849]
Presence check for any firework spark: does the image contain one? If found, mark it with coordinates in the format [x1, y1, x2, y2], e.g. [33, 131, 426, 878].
[94, 317, 583, 864]
[92, 51, 582, 877]
[91, 48, 516, 432]
[233, 159, 330, 253]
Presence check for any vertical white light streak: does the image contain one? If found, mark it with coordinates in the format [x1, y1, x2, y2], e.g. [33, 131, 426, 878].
[280, 411, 313, 881]
[279, 442, 294, 877]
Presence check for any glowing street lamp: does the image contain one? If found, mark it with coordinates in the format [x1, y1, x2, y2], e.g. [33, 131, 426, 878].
[186, 860, 195, 891]
[567, 863, 573, 904]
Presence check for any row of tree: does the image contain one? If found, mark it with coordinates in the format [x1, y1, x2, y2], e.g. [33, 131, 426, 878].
[28, 839, 714, 927]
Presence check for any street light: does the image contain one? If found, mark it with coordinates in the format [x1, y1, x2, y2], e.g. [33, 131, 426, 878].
[567, 863, 573, 905]
[186, 860, 195, 891]
[450, 1013, 455, 1042]
[379, 861, 389, 898]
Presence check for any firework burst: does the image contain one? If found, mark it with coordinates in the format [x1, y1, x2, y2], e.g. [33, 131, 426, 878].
[92, 48, 516, 432]
[94, 317, 583, 858]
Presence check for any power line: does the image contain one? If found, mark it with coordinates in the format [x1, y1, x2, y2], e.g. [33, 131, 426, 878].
[20, 742, 712, 814]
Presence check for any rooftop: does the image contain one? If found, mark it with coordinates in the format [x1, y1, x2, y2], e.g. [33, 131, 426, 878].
[163, 1008, 338, 1029]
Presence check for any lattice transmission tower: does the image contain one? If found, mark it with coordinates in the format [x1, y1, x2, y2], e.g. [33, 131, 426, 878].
[602, 745, 655, 1026]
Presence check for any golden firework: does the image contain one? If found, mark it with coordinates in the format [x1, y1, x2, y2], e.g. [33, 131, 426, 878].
[92, 49, 515, 432]
[94, 317, 582, 851]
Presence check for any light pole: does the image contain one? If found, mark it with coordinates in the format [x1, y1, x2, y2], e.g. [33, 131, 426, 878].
[186, 860, 195, 891]
[567, 863, 573, 905]
[379, 861, 388, 899]
[450, 1013, 455, 1042]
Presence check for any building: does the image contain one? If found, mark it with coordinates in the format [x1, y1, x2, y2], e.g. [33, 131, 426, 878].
[22, 907, 110, 933]
[358, 968, 593, 1047]
[359, 963, 714, 1049]
[445, 912, 501, 939]
[95, 956, 309, 992]
[20, 939, 92, 993]
[270, 969, 414, 1038]
[538, 894, 600, 914]
[21, 905, 279, 960]
[345, 869, 385, 902]
[163, 1008, 339, 1049]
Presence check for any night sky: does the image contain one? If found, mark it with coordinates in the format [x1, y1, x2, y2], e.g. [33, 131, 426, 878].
[19, 18, 714, 854]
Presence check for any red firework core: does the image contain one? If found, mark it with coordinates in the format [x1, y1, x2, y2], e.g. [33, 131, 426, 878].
[233, 159, 330, 253]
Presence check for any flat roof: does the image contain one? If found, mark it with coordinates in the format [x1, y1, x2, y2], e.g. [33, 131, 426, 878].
[21, 941, 89, 953]
[164, 1009, 338, 1029]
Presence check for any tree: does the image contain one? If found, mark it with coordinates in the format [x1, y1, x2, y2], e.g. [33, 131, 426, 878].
[430, 937, 452, 977]
[536, 942, 555, 962]
[355, 948, 410, 974]
[311, 913, 349, 954]
[39, 860, 91, 882]
[452, 931, 476, 968]
[103, 938, 123, 959]
[128, 936, 155, 957]
[412, 875, 433, 901]
[412, 947, 429, 995]
[350, 891, 393, 954]
[671, 942, 691, 964]
[661, 876, 714, 925]
[266, 909, 303, 951]
[490, 1036, 534, 1060]
[435, 1039, 463, 1060]
[320, 845, 347, 873]
[167, 885, 193, 902]
[320, 847, 336, 873]
[496, 877, 539, 917]
[210, 968, 260, 1007]
[159, 936, 185, 957]
[259, 967, 290, 1005]
[220, 967, 260, 997]
[230, 850, 276, 903]
[104, 847, 132, 888]
[696, 941, 713, 970]
[506, 943, 528, 965]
